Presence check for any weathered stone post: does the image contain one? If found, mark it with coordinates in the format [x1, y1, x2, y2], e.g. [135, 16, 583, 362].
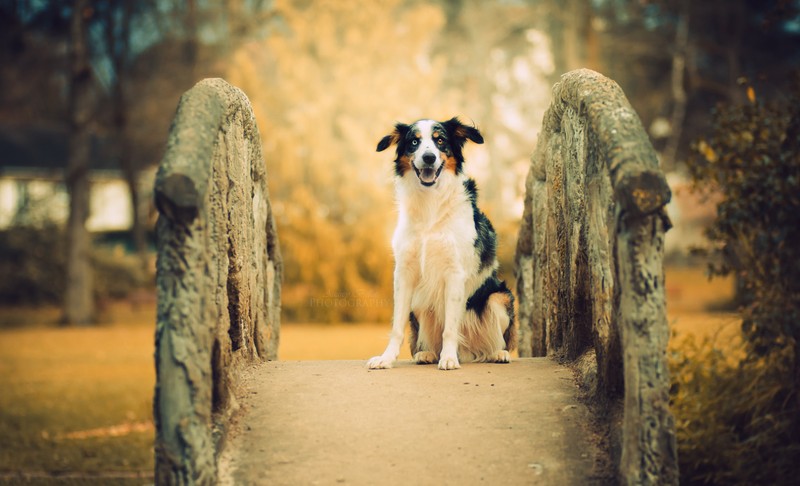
[515, 69, 677, 484]
[153, 78, 282, 485]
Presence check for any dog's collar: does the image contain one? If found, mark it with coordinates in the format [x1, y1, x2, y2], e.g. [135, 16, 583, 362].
[413, 164, 444, 187]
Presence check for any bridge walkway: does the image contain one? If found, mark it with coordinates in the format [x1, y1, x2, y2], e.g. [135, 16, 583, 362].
[218, 359, 607, 485]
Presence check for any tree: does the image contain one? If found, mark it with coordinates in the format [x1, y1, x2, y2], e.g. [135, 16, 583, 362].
[591, 0, 800, 168]
[98, 0, 151, 274]
[64, 0, 94, 324]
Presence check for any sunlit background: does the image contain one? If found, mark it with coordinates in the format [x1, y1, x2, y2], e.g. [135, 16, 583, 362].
[1, 0, 799, 482]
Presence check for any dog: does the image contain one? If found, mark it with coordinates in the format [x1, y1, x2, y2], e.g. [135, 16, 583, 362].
[367, 117, 516, 371]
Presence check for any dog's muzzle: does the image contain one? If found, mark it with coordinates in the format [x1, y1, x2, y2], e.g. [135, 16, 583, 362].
[414, 153, 442, 186]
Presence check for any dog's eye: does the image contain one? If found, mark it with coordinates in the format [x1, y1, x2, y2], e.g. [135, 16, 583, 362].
[436, 138, 445, 145]
[411, 139, 419, 146]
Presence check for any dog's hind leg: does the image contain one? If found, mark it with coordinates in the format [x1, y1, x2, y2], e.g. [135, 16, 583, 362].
[486, 290, 516, 363]
[411, 311, 439, 364]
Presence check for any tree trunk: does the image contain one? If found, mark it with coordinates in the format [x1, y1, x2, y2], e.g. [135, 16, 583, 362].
[124, 163, 149, 273]
[185, 0, 198, 65]
[664, 3, 689, 170]
[63, 0, 94, 325]
[563, 0, 588, 71]
[108, 0, 148, 275]
[795, 338, 800, 423]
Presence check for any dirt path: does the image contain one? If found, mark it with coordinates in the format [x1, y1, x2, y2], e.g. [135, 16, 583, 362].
[218, 358, 604, 485]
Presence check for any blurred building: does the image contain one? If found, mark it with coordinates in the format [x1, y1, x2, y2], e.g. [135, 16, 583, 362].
[0, 123, 155, 232]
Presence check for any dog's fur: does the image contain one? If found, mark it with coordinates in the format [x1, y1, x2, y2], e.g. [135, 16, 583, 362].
[367, 117, 516, 371]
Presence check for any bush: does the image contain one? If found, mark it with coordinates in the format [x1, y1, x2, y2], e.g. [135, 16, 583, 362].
[670, 333, 800, 485]
[680, 76, 800, 484]
[689, 77, 800, 393]
[0, 225, 66, 305]
[0, 226, 150, 306]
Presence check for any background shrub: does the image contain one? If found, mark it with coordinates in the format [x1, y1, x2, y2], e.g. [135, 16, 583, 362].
[676, 76, 800, 484]
[670, 333, 800, 485]
[689, 77, 800, 371]
[0, 226, 149, 307]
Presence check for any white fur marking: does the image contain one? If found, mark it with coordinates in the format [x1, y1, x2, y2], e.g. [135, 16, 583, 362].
[412, 120, 441, 172]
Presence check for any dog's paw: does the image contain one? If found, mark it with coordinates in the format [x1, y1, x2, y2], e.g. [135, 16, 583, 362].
[413, 351, 438, 364]
[438, 352, 461, 371]
[490, 350, 511, 363]
[366, 355, 394, 369]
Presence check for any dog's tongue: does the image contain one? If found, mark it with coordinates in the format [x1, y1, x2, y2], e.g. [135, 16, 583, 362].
[419, 168, 437, 184]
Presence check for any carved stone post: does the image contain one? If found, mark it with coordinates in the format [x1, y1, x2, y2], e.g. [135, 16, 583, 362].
[153, 78, 282, 485]
[515, 69, 677, 484]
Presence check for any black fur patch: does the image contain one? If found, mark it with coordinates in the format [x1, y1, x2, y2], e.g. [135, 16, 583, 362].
[463, 179, 497, 272]
[442, 117, 483, 174]
[409, 311, 420, 354]
[465, 273, 510, 317]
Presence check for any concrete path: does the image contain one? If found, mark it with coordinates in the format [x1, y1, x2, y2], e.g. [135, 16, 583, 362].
[218, 358, 605, 485]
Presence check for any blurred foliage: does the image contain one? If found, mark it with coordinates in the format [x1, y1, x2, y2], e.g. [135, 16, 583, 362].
[669, 333, 800, 485]
[0, 226, 65, 305]
[688, 77, 800, 357]
[0, 226, 150, 307]
[676, 75, 800, 483]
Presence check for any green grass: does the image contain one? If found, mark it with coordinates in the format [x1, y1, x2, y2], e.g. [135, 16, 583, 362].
[0, 304, 155, 480]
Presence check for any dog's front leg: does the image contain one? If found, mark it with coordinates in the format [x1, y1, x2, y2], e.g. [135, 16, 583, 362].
[439, 272, 465, 370]
[366, 267, 413, 369]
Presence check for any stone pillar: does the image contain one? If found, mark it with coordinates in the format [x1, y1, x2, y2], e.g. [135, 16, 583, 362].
[153, 78, 282, 485]
[515, 69, 677, 485]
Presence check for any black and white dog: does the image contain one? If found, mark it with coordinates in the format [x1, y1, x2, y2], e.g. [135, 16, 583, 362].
[367, 117, 516, 371]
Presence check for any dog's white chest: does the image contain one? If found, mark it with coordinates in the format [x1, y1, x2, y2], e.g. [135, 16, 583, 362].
[395, 202, 475, 268]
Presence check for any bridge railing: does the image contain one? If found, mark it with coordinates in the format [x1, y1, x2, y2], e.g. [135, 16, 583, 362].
[515, 69, 677, 485]
[153, 78, 282, 484]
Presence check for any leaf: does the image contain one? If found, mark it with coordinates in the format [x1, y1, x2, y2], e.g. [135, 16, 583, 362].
[747, 86, 756, 104]
[698, 140, 719, 163]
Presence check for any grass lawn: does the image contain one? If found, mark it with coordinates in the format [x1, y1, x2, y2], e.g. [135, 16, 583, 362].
[0, 265, 738, 481]
[0, 305, 155, 483]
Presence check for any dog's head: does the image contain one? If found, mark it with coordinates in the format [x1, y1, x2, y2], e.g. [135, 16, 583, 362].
[376, 117, 483, 187]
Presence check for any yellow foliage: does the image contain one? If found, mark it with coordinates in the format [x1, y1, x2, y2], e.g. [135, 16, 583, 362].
[697, 139, 718, 163]
[226, 0, 549, 322]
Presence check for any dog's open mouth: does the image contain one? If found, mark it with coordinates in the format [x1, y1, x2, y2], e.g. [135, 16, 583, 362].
[413, 165, 443, 187]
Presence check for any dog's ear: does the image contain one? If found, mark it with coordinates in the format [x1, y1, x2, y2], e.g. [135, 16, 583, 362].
[377, 123, 410, 152]
[442, 117, 483, 145]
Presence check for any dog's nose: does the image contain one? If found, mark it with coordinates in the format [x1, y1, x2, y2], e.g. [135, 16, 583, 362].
[422, 152, 436, 165]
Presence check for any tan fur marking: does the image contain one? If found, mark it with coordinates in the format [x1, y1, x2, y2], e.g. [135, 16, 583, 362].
[397, 154, 412, 175]
[443, 154, 458, 173]
[489, 292, 511, 308]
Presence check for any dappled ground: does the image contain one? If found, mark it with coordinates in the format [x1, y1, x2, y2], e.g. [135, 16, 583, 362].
[0, 266, 736, 480]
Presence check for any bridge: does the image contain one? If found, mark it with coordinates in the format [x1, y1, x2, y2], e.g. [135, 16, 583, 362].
[152, 70, 677, 485]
